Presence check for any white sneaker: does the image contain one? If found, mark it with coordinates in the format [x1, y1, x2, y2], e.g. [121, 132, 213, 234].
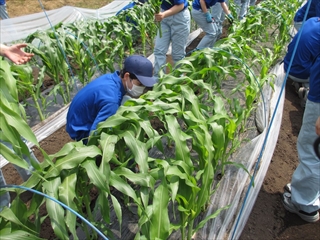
[284, 183, 291, 193]
[282, 192, 319, 223]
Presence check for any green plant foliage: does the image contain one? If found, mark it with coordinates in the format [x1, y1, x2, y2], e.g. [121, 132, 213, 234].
[0, 0, 303, 239]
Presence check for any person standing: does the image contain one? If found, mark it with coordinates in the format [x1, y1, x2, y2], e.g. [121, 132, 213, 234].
[293, 0, 320, 31]
[0, 0, 9, 20]
[282, 20, 320, 223]
[191, 0, 233, 51]
[153, 0, 190, 77]
[66, 55, 157, 144]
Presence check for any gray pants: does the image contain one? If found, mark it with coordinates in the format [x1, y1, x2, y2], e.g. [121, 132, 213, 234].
[0, 4, 9, 20]
[291, 100, 320, 213]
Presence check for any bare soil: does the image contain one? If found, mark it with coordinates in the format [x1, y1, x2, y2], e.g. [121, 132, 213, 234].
[2, 0, 320, 239]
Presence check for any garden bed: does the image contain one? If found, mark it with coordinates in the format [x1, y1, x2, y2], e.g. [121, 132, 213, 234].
[1, 0, 310, 239]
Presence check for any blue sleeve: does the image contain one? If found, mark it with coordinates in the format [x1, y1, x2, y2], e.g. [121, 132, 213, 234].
[91, 102, 119, 131]
[162, 0, 188, 10]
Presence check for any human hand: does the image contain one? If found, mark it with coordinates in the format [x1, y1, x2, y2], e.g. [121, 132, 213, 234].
[316, 116, 320, 136]
[155, 12, 165, 22]
[205, 12, 213, 23]
[0, 43, 34, 65]
[226, 13, 234, 24]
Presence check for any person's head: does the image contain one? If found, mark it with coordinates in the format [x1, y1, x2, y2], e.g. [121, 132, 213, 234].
[120, 55, 157, 97]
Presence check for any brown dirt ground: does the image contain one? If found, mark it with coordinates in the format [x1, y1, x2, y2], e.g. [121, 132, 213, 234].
[2, 0, 320, 239]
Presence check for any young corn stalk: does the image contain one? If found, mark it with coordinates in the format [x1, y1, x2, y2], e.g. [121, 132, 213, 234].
[149, 0, 163, 37]
[11, 64, 47, 121]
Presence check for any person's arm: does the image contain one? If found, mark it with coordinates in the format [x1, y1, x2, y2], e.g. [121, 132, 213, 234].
[316, 116, 320, 136]
[200, 0, 209, 13]
[220, 2, 231, 15]
[220, 2, 234, 23]
[0, 43, 34, 65]
[154, 3, 185, 22]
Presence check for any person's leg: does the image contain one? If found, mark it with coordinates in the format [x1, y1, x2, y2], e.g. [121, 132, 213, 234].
[0, 3, 9, 20]
[0, 169, 10, 210]
[239, 0, 250, 19]
[153, 14, 172, 77]
[284, 100, 320, 221]
[249, 0, 256, 6]
[170, 8, 190, 64]
[192, 9, 218, 50]
[211, 3, 224, 39]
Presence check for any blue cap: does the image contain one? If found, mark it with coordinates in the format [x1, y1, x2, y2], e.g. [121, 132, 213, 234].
[124, 55, 157, 87]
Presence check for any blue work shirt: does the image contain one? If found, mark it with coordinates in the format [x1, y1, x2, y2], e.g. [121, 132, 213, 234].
[161, 0, 189, 11]
[192, 0, 224, 11]
[308, 56, 320, 103]
[66, 71, 126, 141]
[284, 17, 320, 79]
[294, 0, 320, 22]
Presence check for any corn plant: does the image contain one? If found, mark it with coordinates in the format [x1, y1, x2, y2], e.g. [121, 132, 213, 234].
[0, 0, 300, 239]
[11, 64, 48, 121]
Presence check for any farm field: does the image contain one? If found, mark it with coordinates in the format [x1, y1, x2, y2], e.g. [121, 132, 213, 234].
[2, 0, 320, 239]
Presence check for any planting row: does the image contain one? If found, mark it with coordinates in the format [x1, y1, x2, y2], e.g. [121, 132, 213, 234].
[0, 0, 301, 239]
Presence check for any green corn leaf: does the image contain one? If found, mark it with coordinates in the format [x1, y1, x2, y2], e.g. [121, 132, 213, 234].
[109, 171, 139, 204]
[149, 175, 170, 239]
[111, 194, 122, 232]
[0, 229, 44, 240]
[42, 178, 69, 239]
[192, 205, 230, 234]
[58, 173, 78, 238]
[81, 159, 110, 193]
[45, 145, 101, 178]
[0, 207, 39, 235]
[165, 115, 192, 167]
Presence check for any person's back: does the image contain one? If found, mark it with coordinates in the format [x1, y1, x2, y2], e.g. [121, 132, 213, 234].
[283, 17, 320, 82]
[66, 72, 125, 142]
[294, 0, 320, 31]
[66, 55, 157, 144]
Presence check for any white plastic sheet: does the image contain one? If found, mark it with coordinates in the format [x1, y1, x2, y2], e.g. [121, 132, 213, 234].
[0, 0, 131, 44]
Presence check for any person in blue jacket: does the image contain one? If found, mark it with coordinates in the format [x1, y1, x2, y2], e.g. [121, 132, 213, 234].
[66, 55, 157, 144]
[191, 0, 234, 50]
[153, 0, 190, 77]
[293, 0, 320, 31]
[283, 54, 320, 223]
[283, 17, 320, 90]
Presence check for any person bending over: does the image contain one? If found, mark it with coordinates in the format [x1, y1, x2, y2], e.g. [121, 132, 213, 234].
[66, 55, 157, 144]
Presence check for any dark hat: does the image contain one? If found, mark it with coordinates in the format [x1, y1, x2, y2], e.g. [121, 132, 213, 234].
[124, 55, 157, 87]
